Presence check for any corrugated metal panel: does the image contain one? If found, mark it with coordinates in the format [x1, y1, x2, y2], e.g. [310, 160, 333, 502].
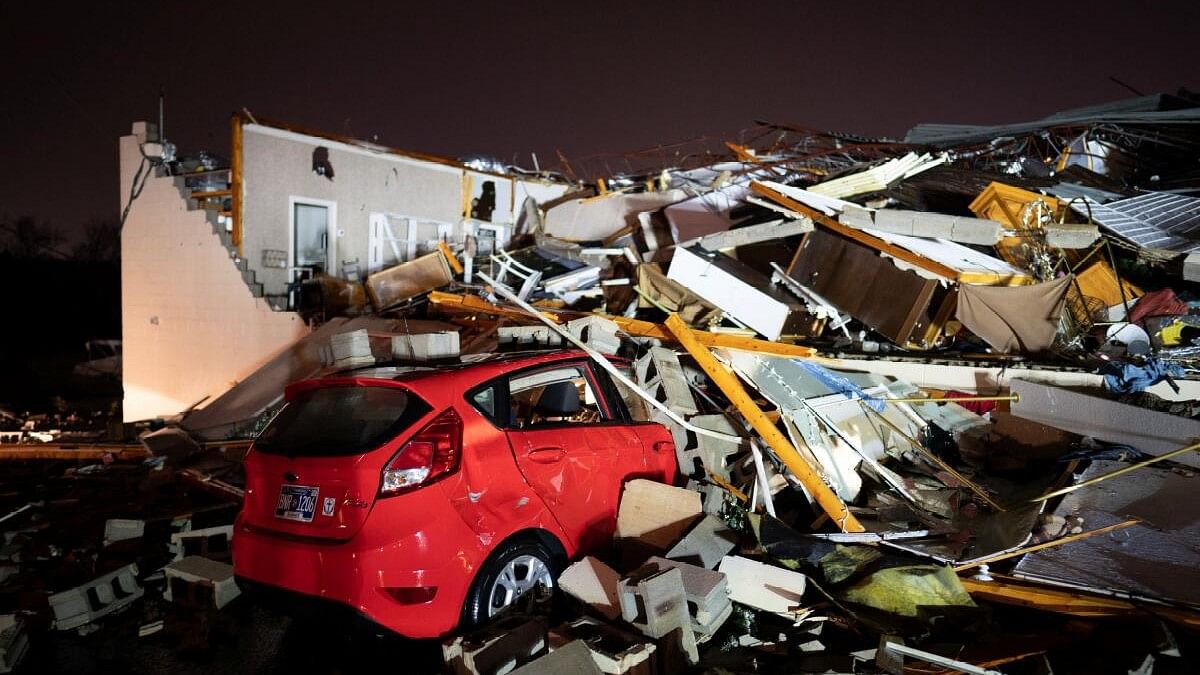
[1070, 192, 1200, 252]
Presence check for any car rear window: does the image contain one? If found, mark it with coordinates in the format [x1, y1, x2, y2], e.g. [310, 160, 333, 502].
[254, 386, 431, 457]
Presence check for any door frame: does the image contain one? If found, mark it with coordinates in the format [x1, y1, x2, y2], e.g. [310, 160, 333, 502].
[287, 196, 338, 278]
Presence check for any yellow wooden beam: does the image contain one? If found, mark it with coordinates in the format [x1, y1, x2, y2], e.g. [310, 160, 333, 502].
[664, 313, 863, 532]
[437, 241, 464, 275]
[427, 292, 819, 359]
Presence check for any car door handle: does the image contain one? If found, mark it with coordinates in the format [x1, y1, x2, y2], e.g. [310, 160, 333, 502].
[528, 447, 565, 464]
[653, 441, 675, 454]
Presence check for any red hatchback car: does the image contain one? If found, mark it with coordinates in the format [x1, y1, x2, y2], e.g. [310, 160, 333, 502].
[233, 350, 677, 638]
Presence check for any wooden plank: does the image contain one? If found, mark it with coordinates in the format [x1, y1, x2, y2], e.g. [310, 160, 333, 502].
[960, 576, 1200, 628]
[0, 444, 149, 461]
[230, 113, 244, 254]
[751, 181, 963, 281]
[427, 292, 819, 359]
[437, 241, 464, 275]
[663, 313, 863, 532]
[190, 189, 232, 200]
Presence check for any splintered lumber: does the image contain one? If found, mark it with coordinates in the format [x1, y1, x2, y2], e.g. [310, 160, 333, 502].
[959, 576, 1200, 628]
[750, 181, 961, 281]
[427, 291, 818, 359]
[663, 313, 863, 533]
[437, 241, 464, 274]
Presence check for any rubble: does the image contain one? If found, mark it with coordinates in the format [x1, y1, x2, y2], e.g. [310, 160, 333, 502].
[48, 563, 144, 632]
[163, 556, 240, 610]
[13, 88, 1200, 672]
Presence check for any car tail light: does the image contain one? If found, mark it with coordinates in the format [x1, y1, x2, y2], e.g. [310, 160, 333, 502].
[380, 408, 462, 496]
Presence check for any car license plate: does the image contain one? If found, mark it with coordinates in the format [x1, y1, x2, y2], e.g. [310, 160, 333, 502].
[275, 484, 319, 522]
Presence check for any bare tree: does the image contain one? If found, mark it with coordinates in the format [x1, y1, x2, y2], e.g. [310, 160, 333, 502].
[0, 215, 68, 259]
[72, 218, 120, 262]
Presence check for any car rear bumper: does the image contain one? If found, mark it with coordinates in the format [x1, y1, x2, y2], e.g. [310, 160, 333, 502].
[232, 497, 481, 638]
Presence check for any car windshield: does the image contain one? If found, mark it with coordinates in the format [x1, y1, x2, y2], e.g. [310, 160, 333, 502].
[254, 385, 431, 457]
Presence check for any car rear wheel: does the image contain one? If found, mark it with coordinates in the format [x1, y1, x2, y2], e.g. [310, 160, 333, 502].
[462, 539, 556, 626]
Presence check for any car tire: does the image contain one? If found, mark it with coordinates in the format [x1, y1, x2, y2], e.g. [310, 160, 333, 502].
[461, 538, 557, 627]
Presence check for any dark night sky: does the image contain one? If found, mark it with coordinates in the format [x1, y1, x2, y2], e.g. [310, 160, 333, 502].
[3, 1, 1197, 240]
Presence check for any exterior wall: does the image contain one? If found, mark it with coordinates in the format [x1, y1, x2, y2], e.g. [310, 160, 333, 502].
[120, 124, 308, 422]
[240, 124, 570, 294]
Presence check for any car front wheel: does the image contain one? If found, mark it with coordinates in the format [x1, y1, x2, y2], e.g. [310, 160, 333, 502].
[462, 539, 556, 626]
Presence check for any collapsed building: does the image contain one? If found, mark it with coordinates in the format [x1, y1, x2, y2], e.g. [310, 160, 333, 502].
[4, 90, 1200, 672]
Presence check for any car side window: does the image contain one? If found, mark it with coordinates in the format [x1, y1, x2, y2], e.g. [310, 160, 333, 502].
[507, 365, 609, 429]
[471, 385, 497, 419]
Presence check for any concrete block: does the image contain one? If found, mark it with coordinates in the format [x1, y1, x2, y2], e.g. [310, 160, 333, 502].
[718, 556, 807, 616]
[329, 329, 374, 367]
[509, 640, 602, 675]
[103, 518, 145, 547]
[391, 331, 460, 361]
[0, 614, 29, 674]
[676, 414, 749, 482]
[696, 218, 812, 251]
[615, 480, 703, 552]
[558, 557, 621, 620]
[634, 348, 697, 416]
[49, 563, 144, 631]
[565, 315, 621, 355]
[1043, 223, 1100, 249]
[685, 479, 728, 516]
[498, 325, 563, 347]
[1184, 252, 1200, 283]
[617, 566, 697, 667]
[170, 524, 232, 562]
[642, 557, 731, 635]
[665, 515, 738, 570]
[549, 617, 655, 675]
[443, 615, 547, 675]
[163, 556, 240, 609]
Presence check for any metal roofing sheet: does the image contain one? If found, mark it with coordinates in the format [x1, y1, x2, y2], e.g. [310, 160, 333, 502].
[1070, 192, 1200, 252]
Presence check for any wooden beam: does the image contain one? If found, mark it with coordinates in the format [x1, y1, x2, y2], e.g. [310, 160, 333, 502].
[960, 576, 1200, 628]
[0, 444, 150, 461]
[190, 189, 232, 200]
[230, 113, 245, 254]
[426, 292, 819, 359]
[750, 181, 962, 281]
[437, 241, 464, 275]
[663, 313, 864, 532]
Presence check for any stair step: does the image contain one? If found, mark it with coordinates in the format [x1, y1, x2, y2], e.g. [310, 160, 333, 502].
[247, 282, 264, 298]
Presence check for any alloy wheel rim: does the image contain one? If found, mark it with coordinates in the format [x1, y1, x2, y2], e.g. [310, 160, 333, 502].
[486, 554, 553, 616]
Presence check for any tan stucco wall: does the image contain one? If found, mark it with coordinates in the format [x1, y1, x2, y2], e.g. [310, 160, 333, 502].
[120, 125, 308, 422]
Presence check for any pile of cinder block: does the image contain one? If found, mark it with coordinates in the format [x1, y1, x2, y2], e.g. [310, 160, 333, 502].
[163, 556, 240, 610]
[442, 615, 548, 675]
[48, 563, 144, 632]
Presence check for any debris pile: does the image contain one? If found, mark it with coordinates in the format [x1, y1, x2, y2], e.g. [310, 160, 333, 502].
[9, 91, 1200, 671]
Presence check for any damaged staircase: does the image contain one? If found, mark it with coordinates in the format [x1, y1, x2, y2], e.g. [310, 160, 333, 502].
[168, 168, 288, 310]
